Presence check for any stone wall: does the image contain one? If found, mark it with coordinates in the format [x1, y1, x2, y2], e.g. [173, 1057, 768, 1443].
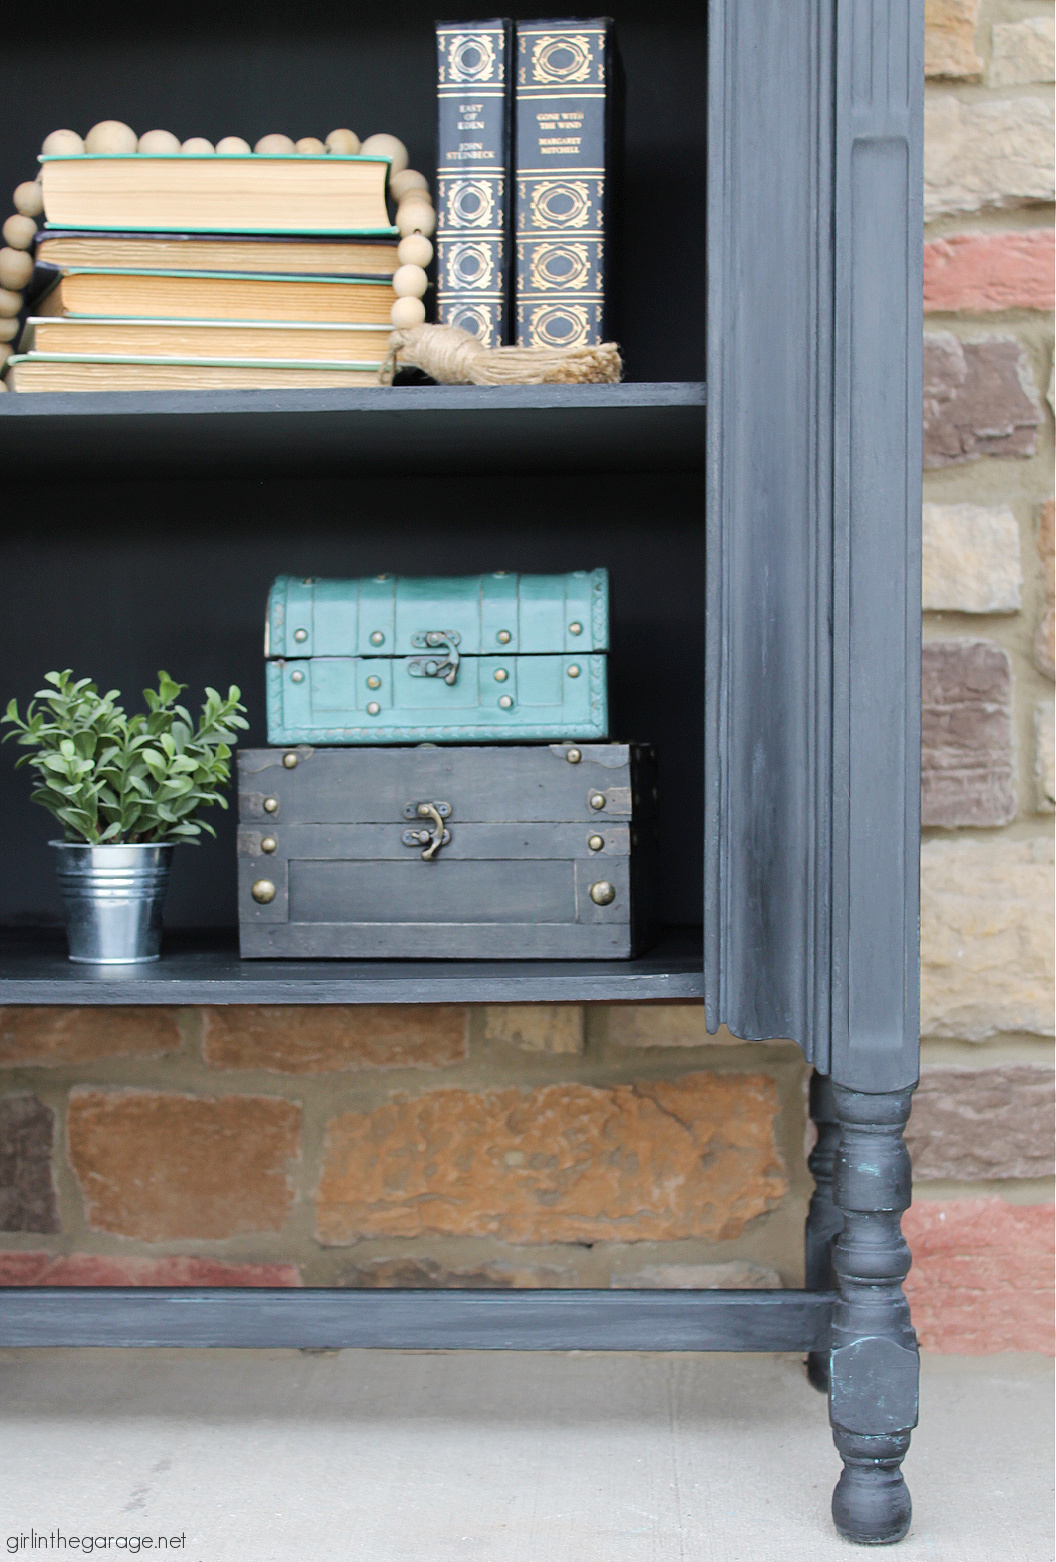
[916, 0, 1054, 1352]
[0, 4, 1052, 1350]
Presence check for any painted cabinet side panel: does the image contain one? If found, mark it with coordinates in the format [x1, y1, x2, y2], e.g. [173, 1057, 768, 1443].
[706, 0, 922, 1091]
[705, 0, 833, 1065]
[831, 0, 923, 1090]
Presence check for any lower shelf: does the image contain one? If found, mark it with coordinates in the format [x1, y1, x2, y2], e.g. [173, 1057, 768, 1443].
[0, 925, 705, 1005]
[0, 1287, 832, 1352]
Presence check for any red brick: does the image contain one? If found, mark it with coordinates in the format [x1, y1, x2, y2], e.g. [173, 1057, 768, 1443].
[0, 1252, 300, 1285]
[66, 1089, 300, 1241]
[0, 1252, 52, 1284]
[924, 231, 1055, 313]
[316, 1072, 788, 1246]
[201, 1005, 467, 1072]
[0, 1007, 181, 1067]
[921, 640, 1015, 826]
[1036, 499, 1055, 682]
[904, 1197, 1055, 1354]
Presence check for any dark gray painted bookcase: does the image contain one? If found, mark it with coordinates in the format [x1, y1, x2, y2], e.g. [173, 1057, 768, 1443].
[0, 0, 923, 1544]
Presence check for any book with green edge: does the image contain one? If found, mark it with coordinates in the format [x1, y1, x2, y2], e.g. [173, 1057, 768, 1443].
[3, 353, 385, 392]
[22, 316, 394, 364]
[35, 269, 396, 325]
[39, 154, 396, 236]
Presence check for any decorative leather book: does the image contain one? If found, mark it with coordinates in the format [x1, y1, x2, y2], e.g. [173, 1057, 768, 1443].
[514, 17, 620, 349]
[435, 19, 514, 347]
[265, 570, 609, 745]
[237, 742, 657, 959]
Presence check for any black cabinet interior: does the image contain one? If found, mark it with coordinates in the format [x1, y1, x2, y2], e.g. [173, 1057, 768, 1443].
[2, 0, 706, 386]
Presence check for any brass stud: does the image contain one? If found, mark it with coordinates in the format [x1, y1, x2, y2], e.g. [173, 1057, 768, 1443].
[568, 621, 583, 635]
[293, 628, 308, 643]
[589, 792, 606, 810]
[263, 797, 279, 814]
[367, 701, 381, 716]
[282, 753, 298, 769]
[494, 668, 508, 682]
[566, 748, 582, 764]
[260, 836, 277, 854]
[589, 880, 616, 906]
[497, 629, 512, 644]
[370, 630, 385, 646]
[251, 879, 276, 904]
[375, 573, 390, 580]
[366, 674, 382, 690]
[498, 694, 514, 709]
[290, 670, 304, 683]
[301, 577, 315, 585]
[567, 664, 580, 678]
[588, 833, 604, 851]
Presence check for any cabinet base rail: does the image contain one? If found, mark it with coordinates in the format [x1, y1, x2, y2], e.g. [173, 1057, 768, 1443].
[0, 1287, 832, 1352]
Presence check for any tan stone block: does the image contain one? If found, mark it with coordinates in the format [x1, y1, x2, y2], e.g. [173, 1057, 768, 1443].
[341, 1256, 572, 1288]
[201, 1005, 467, 1072]
[610, 1261, 781, 1289]
[316, 1073, 788, 1246]
[907, 1066, 1055, 1180]
[903, 1197, 1054, 1353]
[987, 18, 1055, 89]
[607, 1006, 712, 1047]
[0, 1007, 181, 1068]
[66, 1089, 300, 1240]
[925, 0, 982, 77]
[1035, 702, 1055, 813]
[483, 1005, 584, 1054]
[924, 95, 1054, 218]
[921, 504, 1021, 613]
[1035, 499, 1054, 681]
[920, 837, 1055, 1040]
[921, 640, 1015, 827]
[923, 333, 1043, 466]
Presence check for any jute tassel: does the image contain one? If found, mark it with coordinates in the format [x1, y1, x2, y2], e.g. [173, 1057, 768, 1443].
[381, 323, 623, 386]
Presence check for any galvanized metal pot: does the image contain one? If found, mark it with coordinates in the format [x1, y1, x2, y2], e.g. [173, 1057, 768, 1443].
[50, 842, 174, 964]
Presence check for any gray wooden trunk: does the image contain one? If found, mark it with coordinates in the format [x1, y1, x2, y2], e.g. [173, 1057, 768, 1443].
[237, 743, 658, 959]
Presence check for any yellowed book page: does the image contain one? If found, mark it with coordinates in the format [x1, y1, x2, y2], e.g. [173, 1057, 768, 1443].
[37, 236, 399, 275]
[30, 319, 393, 362]
[40, 156, 390, 233]
[8, 361, 384, 391]
[60, 272, 396, 324]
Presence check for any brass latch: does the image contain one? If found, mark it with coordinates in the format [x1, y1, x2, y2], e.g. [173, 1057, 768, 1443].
[401, 800, 452, 861]
[407, 630, 461, 685]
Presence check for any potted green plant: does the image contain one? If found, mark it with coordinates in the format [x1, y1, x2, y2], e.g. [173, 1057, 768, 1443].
[3, 670, 247, 964]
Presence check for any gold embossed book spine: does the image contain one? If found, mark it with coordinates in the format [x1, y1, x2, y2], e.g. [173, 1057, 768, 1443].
[514, 17, 619, 349]
[435, 19, 513, 347]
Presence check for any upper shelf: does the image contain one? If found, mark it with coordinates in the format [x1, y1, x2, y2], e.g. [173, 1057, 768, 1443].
[0, 381, 706, 479]
[0, 925, 705, 1005]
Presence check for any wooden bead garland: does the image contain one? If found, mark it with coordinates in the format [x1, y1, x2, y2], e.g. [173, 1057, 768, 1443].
[1, 124, 436, 375]
[137, 129, 181, 154]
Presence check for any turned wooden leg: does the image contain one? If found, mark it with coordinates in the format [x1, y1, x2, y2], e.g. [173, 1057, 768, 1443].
[829, 1085, 919, 1546]
[805, 1070, 842, 1392]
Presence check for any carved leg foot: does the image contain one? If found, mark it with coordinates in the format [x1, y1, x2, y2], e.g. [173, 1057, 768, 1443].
[805, 1070, 841, 1392]
[829, 1085, 918, 1545]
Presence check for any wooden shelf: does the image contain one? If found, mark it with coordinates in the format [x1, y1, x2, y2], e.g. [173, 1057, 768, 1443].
[0, 925, 704, 1005]
[0, 382, 706, 477]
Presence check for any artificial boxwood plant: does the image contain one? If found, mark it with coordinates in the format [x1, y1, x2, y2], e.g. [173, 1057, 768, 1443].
[2, 670, 248, 843]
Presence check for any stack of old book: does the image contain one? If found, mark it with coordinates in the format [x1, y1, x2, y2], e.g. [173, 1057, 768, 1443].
[7, 151, 399, 391]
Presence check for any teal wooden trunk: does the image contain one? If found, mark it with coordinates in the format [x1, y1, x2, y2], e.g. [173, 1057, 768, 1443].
[265, 570, 609, 744]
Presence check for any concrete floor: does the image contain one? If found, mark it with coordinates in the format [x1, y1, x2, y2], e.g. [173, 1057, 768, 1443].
[0, 1348, 1051, 1561]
